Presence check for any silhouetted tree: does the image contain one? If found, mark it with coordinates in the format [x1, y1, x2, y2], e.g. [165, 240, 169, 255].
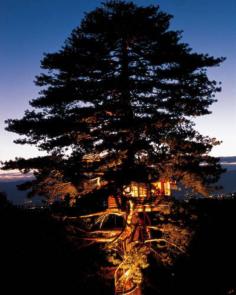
[3, 1, 224, 198]
[2, 2, 226, 294]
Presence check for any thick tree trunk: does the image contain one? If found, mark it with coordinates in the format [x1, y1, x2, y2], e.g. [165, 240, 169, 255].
[115, 285, 142, 295]
[130, 285, 142, 295]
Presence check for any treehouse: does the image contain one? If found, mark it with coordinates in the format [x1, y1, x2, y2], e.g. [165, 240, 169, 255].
[123, 180, 172, 198]
[81, 153, 175, 209]
[107, 180, 175, 210]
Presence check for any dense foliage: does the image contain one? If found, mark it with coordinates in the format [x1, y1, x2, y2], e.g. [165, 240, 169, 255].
[3, 1, 224, 198]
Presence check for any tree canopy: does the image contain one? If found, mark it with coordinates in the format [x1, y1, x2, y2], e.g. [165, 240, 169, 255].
[3, 0, 225, 199]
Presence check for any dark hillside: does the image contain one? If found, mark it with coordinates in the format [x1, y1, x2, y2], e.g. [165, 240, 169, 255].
[0, 208, 112, 294]
[0, 198, 235, 294]
[144, 198, 236, 295]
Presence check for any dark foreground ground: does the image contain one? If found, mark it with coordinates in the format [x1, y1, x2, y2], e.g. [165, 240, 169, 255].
[0, 198, 235, 295]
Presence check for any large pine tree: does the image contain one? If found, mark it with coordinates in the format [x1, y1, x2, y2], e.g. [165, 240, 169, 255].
[3, 1, 224, 199]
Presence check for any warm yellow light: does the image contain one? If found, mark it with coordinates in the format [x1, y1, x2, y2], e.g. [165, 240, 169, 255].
[124, 269, 130, 278]
[124, 182, 148, 197]
[152, 181, 171, 196]
[164, 181, 171, 196]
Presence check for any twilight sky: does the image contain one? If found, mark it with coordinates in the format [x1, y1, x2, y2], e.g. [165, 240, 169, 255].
[0, 0, 235, 162]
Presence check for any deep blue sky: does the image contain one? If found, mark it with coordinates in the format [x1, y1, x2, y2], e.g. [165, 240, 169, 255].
[0, 0, 235, 161]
